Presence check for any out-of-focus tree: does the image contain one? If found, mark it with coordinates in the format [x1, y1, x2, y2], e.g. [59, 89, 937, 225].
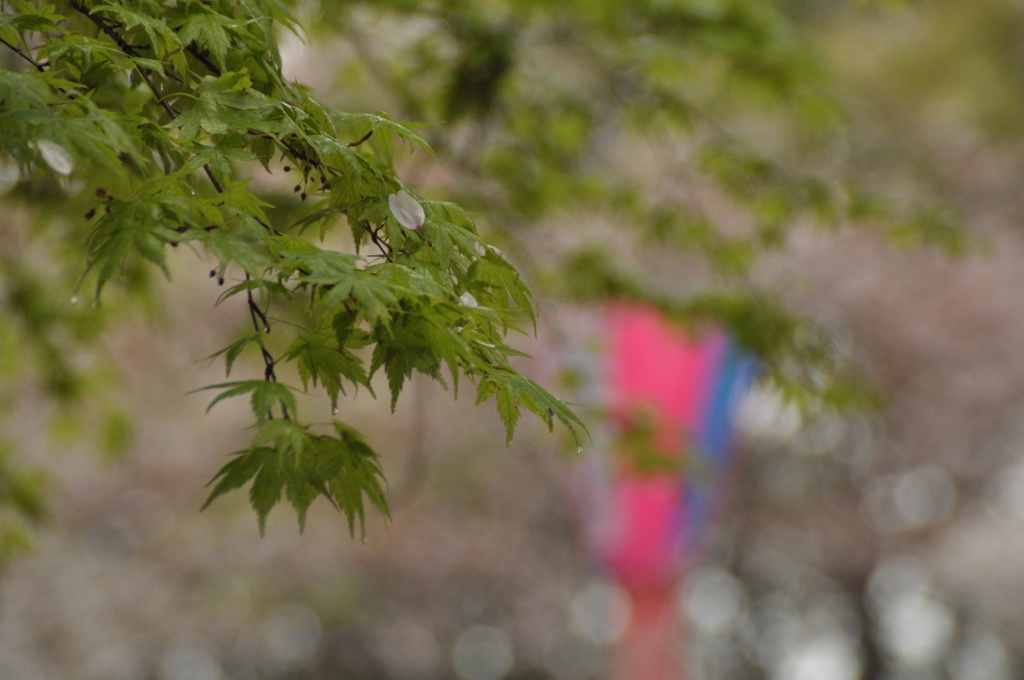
[0, 0, 963, 558]
[290, 0, 967, 399]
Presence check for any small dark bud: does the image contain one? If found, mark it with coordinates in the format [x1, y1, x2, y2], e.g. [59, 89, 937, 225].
[293, 184, 301, 192]
[301, 192, 307, 201]
[84, 208, 95, 220]
[104, 206, 112, 214]
[283, 165, 291, 172]
[217, 277, 224, 286]
[209, 269, 216, 278]
[95, 188, 107, 199]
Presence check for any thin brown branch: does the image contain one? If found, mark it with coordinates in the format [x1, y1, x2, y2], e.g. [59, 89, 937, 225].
[348, 130, 373, 147]
[0, 37, 45, 72]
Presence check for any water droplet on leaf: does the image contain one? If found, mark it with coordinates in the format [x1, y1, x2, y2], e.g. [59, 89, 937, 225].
[70, 294, 79, 306]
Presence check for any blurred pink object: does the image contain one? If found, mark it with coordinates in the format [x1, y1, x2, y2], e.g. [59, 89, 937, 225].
[569, 302, 757, 680]
[599, 303, 726, 588]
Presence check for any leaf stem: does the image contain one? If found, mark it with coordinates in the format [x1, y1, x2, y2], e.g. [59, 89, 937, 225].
[244, 274, 290, 420]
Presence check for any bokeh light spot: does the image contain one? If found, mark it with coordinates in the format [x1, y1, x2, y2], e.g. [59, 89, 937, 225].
[373, 617, 442, 678]
[775, 633, 861, 680]
[735, 386, 802, 443]
[569, 580, 631, 645]
[869, 557, 955, 667]
[683, 567, 747, 636]
[158, 642, 221, 680]
[866, 466, 957, 532]
[452, 625, 514, 680]
[543, 633, 601, 680]
[262, 603, 322, 671]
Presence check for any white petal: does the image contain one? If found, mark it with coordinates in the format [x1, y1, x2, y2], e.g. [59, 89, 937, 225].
[0, 160, 19, 195]
[37, 140, 74, 176]
[388, 189, 425, 230]
[459, 292, 478, 308]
